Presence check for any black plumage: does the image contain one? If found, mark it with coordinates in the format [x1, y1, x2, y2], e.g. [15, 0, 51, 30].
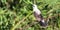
[33, 4, 47, 27]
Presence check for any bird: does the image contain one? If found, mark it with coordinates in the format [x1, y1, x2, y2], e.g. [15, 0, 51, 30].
[33, 4, 47, 27]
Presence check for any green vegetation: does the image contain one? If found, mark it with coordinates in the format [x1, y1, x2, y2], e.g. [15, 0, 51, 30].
[0, 0, 60, 30]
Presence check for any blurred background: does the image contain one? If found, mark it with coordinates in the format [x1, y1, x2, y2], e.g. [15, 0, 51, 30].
[0, 0, 60, 30]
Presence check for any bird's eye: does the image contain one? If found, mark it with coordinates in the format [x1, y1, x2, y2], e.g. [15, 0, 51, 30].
[33, 6, 35, 7]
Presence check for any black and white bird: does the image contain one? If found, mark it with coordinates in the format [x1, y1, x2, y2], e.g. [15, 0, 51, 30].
[33, 4, 47, 27]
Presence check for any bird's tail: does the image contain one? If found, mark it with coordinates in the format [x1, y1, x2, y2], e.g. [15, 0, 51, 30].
[39, 20, 48, 27]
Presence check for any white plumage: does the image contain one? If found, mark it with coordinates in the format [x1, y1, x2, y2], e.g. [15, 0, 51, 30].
[33, 4, 43, 21]
[33, 4, 41, 15]
[33, 4, 47, 27]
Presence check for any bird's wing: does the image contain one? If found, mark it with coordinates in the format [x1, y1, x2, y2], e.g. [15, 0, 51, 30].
[34, 12, 43, 21]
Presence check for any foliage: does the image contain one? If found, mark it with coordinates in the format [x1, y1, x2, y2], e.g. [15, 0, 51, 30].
[0, 0, 60, 30]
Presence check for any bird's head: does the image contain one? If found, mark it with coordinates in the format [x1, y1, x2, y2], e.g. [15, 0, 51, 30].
[33, 4, 38, 9]
[32, 4, 41, 14]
